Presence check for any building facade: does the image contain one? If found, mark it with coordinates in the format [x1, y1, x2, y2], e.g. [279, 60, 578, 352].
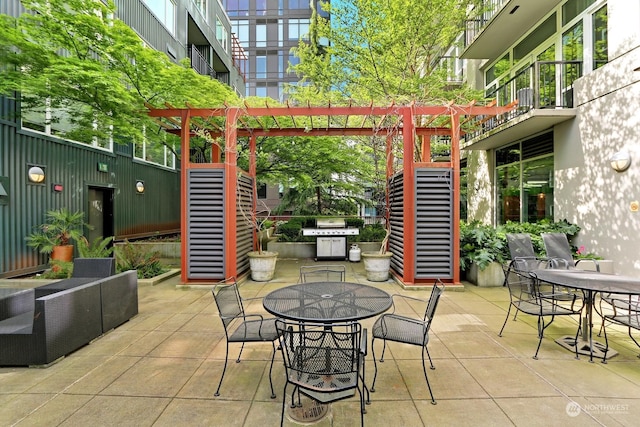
[224, 0, 326, 100]
[0, 0, 244, 278]
[461, 0, 640, 275]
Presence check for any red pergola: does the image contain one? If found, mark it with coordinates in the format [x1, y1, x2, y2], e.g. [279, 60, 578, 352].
[148, 101, 515, 285]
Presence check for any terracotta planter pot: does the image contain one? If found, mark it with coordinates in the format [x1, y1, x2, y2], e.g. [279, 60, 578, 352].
[51, 245, 74, 262]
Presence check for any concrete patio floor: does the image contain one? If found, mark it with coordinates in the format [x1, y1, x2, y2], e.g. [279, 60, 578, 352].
[2, 259, 640, 426]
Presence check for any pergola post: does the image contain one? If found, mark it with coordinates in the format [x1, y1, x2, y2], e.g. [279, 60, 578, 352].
[402, 106, 416, 284]
[180, 109, 191, 283]
[224, 107, 241, 279]
[450, 111, 461, 285]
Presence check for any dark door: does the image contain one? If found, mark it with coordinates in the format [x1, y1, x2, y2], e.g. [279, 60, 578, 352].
[87, 187, 114, 245]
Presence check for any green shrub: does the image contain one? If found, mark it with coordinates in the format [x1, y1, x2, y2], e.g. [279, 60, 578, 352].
[345, 218, 365, 229]
[115, 240, 167, 279]
[77, 236, 114, 258]
[39, 260, 73, 279]
[460, 219, 583, 271]
[357, 223, 387, 242]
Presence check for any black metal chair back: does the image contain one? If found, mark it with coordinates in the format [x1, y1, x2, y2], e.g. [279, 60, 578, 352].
[275, 320, 366, 427]
[211, 277, 280, 398]
[370, 279, 444, 404]
[298, 265, 346, 283]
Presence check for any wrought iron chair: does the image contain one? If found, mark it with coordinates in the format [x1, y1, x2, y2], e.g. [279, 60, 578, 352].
[370, 279, 444, 404]
[275, 320, 367, 427]
[541, 232, 600, 272]
[541, 232, 605, 330]
[602, 295, 640, 358]
[212, 277, 281, 398]
[505, 233, 580, 310]
[298, 265, 346, 283]
[501, 268, 582, 359]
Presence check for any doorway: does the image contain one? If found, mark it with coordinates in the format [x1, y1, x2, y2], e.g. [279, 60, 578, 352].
[87, 186, 114, 246]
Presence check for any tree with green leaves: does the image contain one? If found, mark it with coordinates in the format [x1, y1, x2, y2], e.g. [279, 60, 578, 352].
[290, 0, 483, 104]
[0, 0, 239, 151]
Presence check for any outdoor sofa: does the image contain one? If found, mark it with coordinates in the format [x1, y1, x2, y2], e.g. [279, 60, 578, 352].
[0, 259, 138, 366]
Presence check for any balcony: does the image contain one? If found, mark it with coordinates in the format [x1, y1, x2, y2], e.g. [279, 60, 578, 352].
[462, 0, 559, 60]
[464, 60, 580, 150]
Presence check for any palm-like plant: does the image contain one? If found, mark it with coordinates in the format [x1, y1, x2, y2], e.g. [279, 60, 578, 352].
[26, 208, 90, 254]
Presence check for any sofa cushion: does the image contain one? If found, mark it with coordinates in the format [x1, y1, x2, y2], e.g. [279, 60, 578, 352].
[0, 311, 33, 334]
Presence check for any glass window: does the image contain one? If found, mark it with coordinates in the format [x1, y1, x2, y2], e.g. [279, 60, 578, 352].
[256, 55, 267, 78]
[288, 18, 310, 40]
[513, 13, 556, 61]
[256, 0, 267, 15]
[495, 142, 554, 224]
[225, 0, 249, 16]
[21, 96, 113, 151]
[216, 17, 228, 52]
[255, 84, 268, 97]
[256, 24, 267, 47]
[232, 20, 250, 49]
[134, 127, 177, 169]
[593, 5, 608, 70]
[142, 0, 176, 36]
[289, 0, 307, 8]
[563, 0, 595, 26]
[563, 21, 583, 61]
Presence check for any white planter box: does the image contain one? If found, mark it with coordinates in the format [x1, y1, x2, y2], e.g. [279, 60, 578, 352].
[467, 262, 505, 287]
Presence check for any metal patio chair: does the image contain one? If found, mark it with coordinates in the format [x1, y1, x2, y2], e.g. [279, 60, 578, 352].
[541, 232, 600, 272]
[500, 267, 582, 359]
[505, 233, 580, 310]
[275, 320, 367, 427]
[370, 279, 444, 404]
[212, 277, 281, 398]
[298, 265, 346, 283]
[602, 295, 640, 358]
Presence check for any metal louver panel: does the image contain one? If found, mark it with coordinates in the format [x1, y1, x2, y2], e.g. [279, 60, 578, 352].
[388, 172, 405, 275]
[236, 174, 254, 274]
[415, 168, 453, 279]
[187, 169, 225, 279]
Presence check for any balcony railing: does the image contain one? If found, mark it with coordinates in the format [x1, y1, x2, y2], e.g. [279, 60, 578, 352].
[189, 45, 215, 79]
[464, 0, 508, 48]
[465, 60, 582, 140]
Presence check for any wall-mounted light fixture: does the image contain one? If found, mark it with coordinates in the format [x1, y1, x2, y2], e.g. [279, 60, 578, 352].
[609, 150, 631, 172]
[27, 166, 46, 183]
[135, 180, 145, 194]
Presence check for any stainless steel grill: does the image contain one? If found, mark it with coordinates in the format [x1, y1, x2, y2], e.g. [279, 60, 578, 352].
[302, 219, 359, 261]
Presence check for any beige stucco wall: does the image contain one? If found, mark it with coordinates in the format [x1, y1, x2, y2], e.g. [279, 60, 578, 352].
[558, 41, 640, 275]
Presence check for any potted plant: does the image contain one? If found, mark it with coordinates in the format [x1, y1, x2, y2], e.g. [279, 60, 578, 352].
[361, 225, 393, 281]
[26, 208, 91, 263]
[240, 192, 278, 281]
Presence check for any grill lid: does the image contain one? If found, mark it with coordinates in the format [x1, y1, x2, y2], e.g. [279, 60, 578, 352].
[316, 218, 345, 229]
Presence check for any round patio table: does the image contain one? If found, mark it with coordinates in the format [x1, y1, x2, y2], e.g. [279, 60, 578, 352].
[531, 269, 640, 363]
[262, 281, 392, 323]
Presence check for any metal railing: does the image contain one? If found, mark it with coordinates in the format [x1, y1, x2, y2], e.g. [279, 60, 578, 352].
[465, 60, 583, 140]
[189, 45, 216, 79]
[464, 0, 509, 48]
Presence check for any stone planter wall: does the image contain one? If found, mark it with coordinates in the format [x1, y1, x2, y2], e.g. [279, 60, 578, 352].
[267, 241, 382, 259]
[467, 261, 505, 287]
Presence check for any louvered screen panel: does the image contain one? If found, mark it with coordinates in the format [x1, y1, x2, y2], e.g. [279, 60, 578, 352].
[388, 172, 405, 275]
[187, 169, 225, 279]
[414, 168, 454, 279]
[236, 174, 254, 274]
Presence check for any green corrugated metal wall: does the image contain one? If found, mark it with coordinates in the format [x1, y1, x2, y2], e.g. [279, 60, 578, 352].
[0, 97, 180, 278]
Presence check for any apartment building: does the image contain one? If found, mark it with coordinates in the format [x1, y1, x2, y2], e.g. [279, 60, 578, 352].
[224, 0, 325, 100]
[0, 0, 243, 278]
[461, 0, 640, 275]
